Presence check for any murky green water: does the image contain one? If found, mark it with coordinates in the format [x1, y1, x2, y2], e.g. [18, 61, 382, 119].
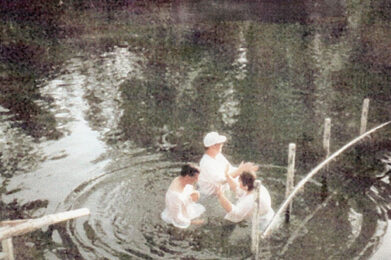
[1, 0, 391, 259]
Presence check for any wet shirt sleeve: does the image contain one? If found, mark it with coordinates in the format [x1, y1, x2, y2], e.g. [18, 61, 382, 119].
[202, 159, 226, 183]
[199, 154, 238, 196]
[165, 192, 191, 228]
[221, 155, 237, 176]
[224, 193, 255, 223]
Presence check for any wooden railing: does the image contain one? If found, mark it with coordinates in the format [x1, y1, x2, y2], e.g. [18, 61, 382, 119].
[0, 208, 90, 260]
[251, 99, 391, 258]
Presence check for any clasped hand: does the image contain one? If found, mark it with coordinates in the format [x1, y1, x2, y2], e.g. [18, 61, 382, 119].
[214, 184, 223, 197]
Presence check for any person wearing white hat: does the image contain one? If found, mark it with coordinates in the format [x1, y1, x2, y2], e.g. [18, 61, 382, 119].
[198, 131, 258, 197]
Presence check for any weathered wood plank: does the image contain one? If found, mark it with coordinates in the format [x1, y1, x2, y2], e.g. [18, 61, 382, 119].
[285, 143, 296, 223]
[251, 180, 261, 256]
[0, 208, 90, 241]
[261, 121, 391, 239]
[360, 98, 370, 135]
[0, 220, 29, 227]
[1, 238, 14, 260]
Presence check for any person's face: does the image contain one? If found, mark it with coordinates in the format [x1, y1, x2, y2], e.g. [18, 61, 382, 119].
[190, 173, 199, 184]
[239, 178, 247, 191]
[214, 143, 224, 152]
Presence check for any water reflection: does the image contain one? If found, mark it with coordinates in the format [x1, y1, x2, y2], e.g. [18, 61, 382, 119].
[0, 106, 42, 177]
[1, 0, 391, 259]
[3, 47, 142, 213]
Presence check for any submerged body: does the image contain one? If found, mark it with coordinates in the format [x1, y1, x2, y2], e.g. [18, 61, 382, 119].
[225, 184, 274, 229]
[217, 169, 274, 230]
[161, 164, 205, 228]
[161, 184, 205, 228]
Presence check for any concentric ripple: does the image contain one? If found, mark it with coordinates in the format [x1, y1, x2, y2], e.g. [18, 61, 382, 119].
[59, 151, 293, 259]
[56, 151, 391, 260]
[62, 150, 179, 259]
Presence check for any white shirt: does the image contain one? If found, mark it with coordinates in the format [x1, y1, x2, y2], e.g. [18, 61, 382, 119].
[225, 184, 274, 225]
[161, 184, 205, 229]
[198, 153, 237, 196]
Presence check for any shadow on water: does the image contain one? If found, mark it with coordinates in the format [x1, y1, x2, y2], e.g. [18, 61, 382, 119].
[1, 0, 391, 259]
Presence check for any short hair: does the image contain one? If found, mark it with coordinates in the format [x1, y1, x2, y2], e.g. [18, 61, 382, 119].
[180, 164, 200, 177]
[240, 171, 256, 191]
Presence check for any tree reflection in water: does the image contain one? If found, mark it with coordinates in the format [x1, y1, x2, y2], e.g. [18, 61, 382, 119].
[1, 0, 391, 259]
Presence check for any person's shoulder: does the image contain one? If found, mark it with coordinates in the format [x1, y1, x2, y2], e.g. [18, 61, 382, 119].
[216, 152, 224, 158]
[260, 184, 271, 195]
[168, 177, 181, 191]
[200, 153, 212, 164]
[241, 191, 256, 202]
[215, 153, 230, 163]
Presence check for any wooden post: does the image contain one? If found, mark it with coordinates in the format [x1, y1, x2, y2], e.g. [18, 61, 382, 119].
[285, 143, 296, 223]
[0, 208, 90, 241]
[261, 121, 391, 239]
[1, 238, 14, 260]
[323, 118, 331, 159]
[360, 98, 370, 135]
[251, 180, 261, 257]
[321, 118, 331, 201]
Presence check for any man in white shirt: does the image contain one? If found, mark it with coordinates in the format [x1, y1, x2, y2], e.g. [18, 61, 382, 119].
[198, 131, 258, 197]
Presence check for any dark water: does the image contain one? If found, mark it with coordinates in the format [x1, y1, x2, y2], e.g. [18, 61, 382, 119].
[1, 0, 391, 259]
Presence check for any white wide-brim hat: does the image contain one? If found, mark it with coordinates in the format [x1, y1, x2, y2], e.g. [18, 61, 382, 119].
[203, 131, 227, 147]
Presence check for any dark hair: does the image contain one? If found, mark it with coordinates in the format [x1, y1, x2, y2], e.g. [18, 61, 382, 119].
[180, 164, 200, 177]
[240, 171, 256, 191]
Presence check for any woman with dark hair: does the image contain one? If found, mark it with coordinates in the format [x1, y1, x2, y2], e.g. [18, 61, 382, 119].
[161, 164, 205, 228]
[215, 168, 274, 229]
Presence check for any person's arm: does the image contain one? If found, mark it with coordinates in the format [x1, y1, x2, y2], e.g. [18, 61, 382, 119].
[167, 197, 191, 228]
[216, 186, 233, 213]
[190, 190, 200, 202]
[184, 184, 200, 202]
[225, 165, 238, 192]
[224, 193, 255, 223]
[191, 218, 205, 225]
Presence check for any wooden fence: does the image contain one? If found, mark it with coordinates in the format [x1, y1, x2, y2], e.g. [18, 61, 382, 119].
[0, 208, 90, 260]
[251, 98, 391, 258]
